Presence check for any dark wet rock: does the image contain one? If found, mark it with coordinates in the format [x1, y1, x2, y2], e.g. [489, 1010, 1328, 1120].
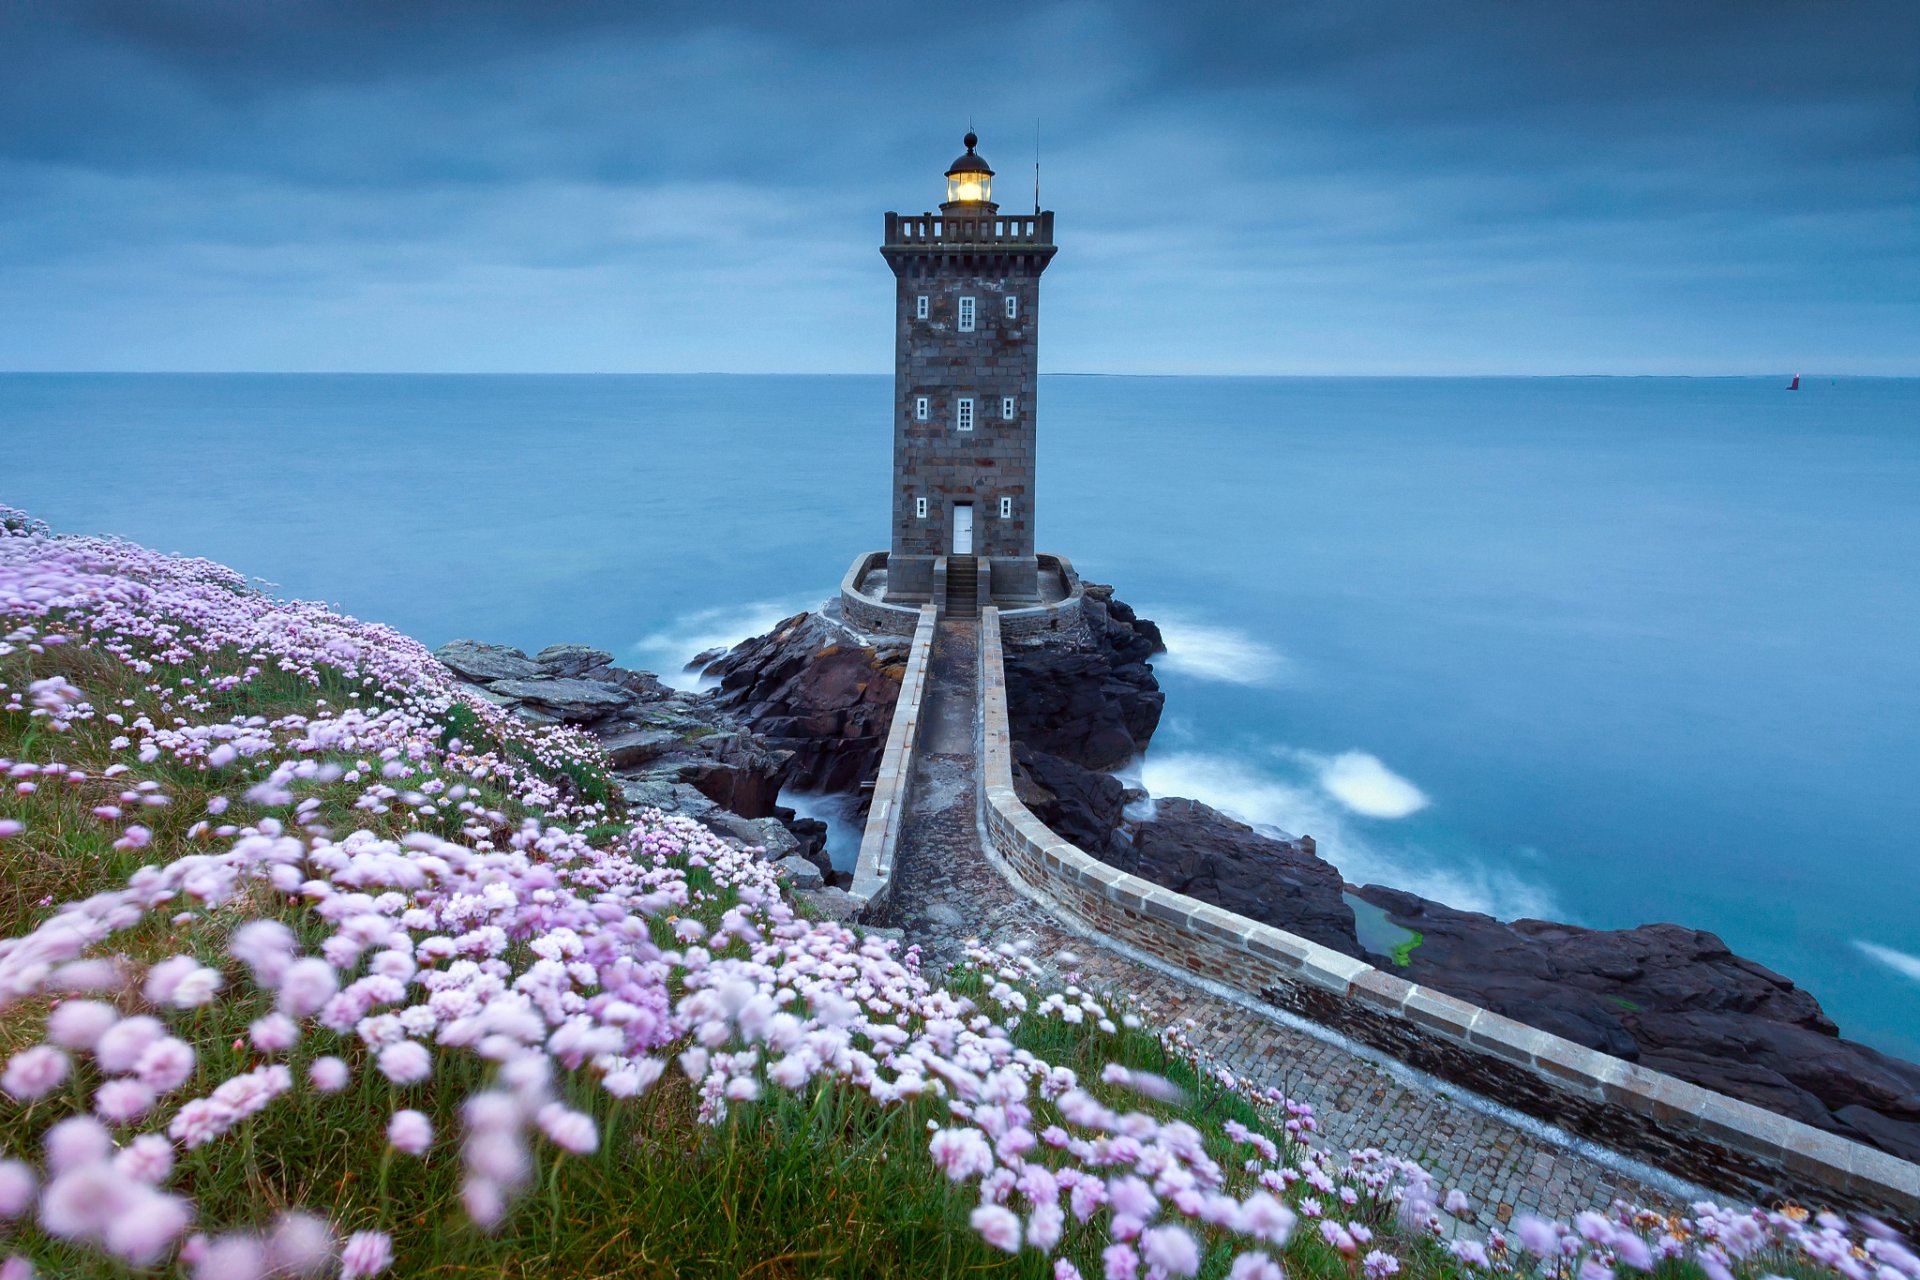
[535, 644, 614, 678]
[1002, 583, 1165, 772]
[486, 677, 637, 718]
[706, 610, 910, 794]
[1013, 745, 1128, 853]
[688, 646, 729, 671]
[1353, 884, 1920, 1162]
[1104, 798, 1363, 959]
[435, 639, 543, 683]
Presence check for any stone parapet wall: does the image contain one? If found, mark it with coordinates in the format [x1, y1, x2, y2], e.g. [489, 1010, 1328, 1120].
[976, 608, 1920, 1231]
[997, 553, 1087, 641]
[840, 552, 924, 636]
[847, 604, 939, 913]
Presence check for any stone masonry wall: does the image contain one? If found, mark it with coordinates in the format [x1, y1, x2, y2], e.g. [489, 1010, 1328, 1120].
[977, 608, 1920, 1233]
[887, 250, 1050, 599]
[846, 605, 939, 914]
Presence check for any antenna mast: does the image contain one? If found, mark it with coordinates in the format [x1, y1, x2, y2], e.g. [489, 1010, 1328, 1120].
[1034, 119, 1041, 214]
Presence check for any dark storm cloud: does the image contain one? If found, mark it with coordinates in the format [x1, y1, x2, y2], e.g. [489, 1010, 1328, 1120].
[0, 0, 1914, 372]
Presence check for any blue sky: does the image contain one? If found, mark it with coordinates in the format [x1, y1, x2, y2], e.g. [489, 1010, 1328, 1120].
[1, 1, 1915, 375]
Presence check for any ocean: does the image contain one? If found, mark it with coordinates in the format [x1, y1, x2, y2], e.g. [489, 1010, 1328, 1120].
[3, 372, 1916, 1059]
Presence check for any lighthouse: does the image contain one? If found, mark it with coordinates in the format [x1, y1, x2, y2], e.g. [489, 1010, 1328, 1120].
[879, 132, 1057, 611]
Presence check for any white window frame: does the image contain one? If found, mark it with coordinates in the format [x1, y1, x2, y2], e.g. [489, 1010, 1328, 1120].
[915, 295, 929, 320]
[1001, 396, 1015, 421]
[999, 496, 1013, 519]
[914, 395, 929, 422]
[958, 296, 976, 332]
[915, 497, 928, 519]
[956, 397, 974, 432]
[1005, 295, 1018, 320]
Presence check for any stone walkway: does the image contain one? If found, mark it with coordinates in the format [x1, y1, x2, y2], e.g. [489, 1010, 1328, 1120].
[883, 620, 1695, 1231]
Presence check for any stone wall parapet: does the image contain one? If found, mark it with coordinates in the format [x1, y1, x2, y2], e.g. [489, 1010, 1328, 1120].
[976, 608, 1920, 1230]
[840, 552, 924, 636]
[846, 605, 939, 914]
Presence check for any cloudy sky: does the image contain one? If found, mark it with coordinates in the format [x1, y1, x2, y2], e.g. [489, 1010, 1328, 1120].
[2, 1, 1915, 375]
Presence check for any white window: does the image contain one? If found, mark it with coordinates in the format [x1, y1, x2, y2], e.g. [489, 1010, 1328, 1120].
[956, 397, 974, 432]
[915, 295, 929, 320]
[914, 396, 929, 422]
[1001, 396, 1015, 421]
[1000, 496, 1013, 519]
[958, 296, 976, 332]
[1005, 295, 1018, 320]
[915, 497, 928, 519]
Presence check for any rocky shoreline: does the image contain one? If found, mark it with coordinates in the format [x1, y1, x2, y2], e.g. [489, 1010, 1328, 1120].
[435, 585, 1920, 1166]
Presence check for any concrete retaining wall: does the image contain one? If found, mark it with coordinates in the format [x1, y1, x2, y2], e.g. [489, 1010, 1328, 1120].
[977, 607, 1920, 1230]
[846, 605, 939, 913]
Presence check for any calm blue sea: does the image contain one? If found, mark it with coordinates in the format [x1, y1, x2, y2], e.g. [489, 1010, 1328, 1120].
[3, 373, 1917, 1059]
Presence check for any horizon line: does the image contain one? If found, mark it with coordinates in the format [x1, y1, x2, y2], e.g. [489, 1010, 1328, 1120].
[1, 369, 1906, 380]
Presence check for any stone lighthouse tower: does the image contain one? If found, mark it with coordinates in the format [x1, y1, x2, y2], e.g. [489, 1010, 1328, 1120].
[880, 132, 1057, 609]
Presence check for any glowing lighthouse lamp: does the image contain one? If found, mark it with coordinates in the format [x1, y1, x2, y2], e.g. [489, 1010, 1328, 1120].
[942, 132, 996, 211]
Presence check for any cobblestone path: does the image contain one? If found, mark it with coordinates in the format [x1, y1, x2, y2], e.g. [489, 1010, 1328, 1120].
[883, 620, 1696, 1231]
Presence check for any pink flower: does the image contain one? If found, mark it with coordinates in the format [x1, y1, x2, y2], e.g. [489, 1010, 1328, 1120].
[0, 1256, 30, 1280]
[1515, 1214, 1560, 1258]
[970, 1203, 1022, 1253]
[0, 820, 22, 839]
[268, 1213, 335, 1275]
[536, 1103, 598, 1155]
[929, 1127, 994, 1181]
[94, 1078, 158, 1124]
[134, 1036, 196, 1092]
[102, 1190, 191, 1266]
[112, 824, 151, 851]
[95, 1015, 165, 1073]
[1029, 1202, 1065, 1251]
[1240, 1191, 1295, 1245]
[1444, 1188, 1472, 1217]
[195, 1234, 266, 1279]
[388, 1109, 433, 1156]
[308, 1056, 350, 1092]
[376, 1039, 432, 1085]
[1140, 1225, 1201, 1278]
[340, 1229, 393, 1279]
[277, 957, 340, 1018]
[249, 1014, 299, 1054]
[38, 1163, 130, 1239]
[1102, 1242, 1140, 1280]
[2, 1044, 70, 1100]
[46, 999, 118, 1050]
[44, 1116, 111, 1173]
[113, 1135, 175, 1185]
[1229, 1255, 1285, 1280]
[0, 1161, 36, 1218]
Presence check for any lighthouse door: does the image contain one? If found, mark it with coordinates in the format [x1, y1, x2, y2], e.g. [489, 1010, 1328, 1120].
[952, 503, 974, 555]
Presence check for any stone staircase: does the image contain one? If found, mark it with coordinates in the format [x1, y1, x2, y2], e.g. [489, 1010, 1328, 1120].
[945, 555, 979, 619]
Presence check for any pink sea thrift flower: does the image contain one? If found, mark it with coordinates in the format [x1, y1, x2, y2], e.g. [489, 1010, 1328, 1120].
[2, 1044, 70, 1100]
[0, 1161, 36, 1218]
[1140, 1225, 1201, 1278]
[268, 1213, 335, 1276]
[249, 1013, 299, 1054]
[277, 957, 340, 1017]
[536, 1103, 598, 1155]
[94, 1078, 158, 1124]
[45, 999, 118, 1050]
[114, 1135, 175, 1185]
[44, 1117, 112, 1173]
[309, 1056, 350, 1092]
[134, 1036, 196, 1092]
[1229, 1255, 1286, 1280]
[388, 1110, 433, 1156]
[377, 1039, 431, 1085]
[970, 1203, 1022, 1253]
[340, 1229, 393, 1279]
[0, 820, 22, 839]
[95, 1015, 165, 1073]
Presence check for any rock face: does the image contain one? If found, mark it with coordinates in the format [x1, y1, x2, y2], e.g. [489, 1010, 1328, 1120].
[1003, 584, 1165, 771]
[704, 607, 910, 794]
[1352, 884, 1920, 1162]
[1012, 745, 1129, 854]
[1109, 799, 1364, 960]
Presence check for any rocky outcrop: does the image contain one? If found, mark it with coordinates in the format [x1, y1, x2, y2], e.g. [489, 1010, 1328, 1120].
[703, 607, 910, 794]
[1112, 800, 1364, 960]
[1352, 884, 1920, 1162]
[1012, 745, 1129, 854]
[1003, 583, 1165, 771]
[432, 638, 833, 882]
